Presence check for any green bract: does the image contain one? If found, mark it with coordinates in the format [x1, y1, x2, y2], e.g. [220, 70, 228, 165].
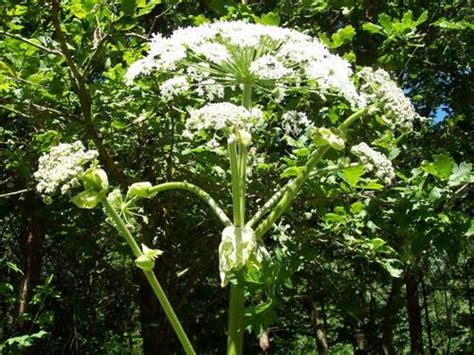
[70, 168, 109, 209]
[219, 226, 257, 287]
[135, 244, 163, 272]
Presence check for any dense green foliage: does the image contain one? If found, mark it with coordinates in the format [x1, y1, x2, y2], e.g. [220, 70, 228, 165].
[1, 0, 472, 354]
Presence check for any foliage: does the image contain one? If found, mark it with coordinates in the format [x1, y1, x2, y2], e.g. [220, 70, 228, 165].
[0, 0, 472, 354]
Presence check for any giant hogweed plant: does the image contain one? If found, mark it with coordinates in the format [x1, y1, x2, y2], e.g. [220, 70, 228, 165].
[34, 21, 423, 354]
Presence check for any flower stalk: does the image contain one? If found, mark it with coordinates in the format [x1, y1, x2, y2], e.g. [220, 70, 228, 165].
[101, 198, 196, 355]
[226, 82, 252, 355]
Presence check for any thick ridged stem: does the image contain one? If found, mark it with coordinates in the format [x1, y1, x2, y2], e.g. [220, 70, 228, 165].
[227, 82, 252, 355]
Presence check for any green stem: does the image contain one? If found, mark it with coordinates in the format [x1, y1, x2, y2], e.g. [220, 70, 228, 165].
[253, 107, 368, 239]
[148, 181, 232, 227]
[102, 198, 196, 355]
[227, 82, 252, 355]
[0, 188, 29, 198]
[246, 183, 291, 229]
[254, 146, 330, 239]
[246, 163, 363, 229]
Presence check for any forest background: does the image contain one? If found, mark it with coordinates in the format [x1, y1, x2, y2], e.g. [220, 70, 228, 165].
[0, 0, 472, 354]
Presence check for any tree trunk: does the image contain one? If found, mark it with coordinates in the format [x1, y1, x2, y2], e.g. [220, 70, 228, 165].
[421, 276, 435, 355]
[405, 269, 424, 355]
[18, 212, 43, 354]
[308, 297, 329, 355]
[307, 297, 329, 355]
[18, 215, 42, 328]
[382, 278, 403, 355]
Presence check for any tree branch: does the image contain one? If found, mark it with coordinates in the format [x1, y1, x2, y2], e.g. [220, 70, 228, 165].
[0, 31, 60, 54]
[51, 0, 127, 187]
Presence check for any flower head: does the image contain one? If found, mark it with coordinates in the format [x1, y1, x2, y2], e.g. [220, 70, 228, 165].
[34, 141, 98, 202]
[280, 110, 313, 137]
[184, 102, 263, 144]
[351, 142, 395, 184]
[126, 21, 364, 108]
[358, 67, 422, 130]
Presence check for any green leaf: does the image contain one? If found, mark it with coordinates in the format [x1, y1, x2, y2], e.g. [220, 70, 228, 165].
[257, 12, 281, 26]
[380, 259, 403, 278]
[69, 3, 88, 19]
[324, 213, 342, 222]
[448, 162, 473, 187]
[370, 238, 386, 250]
[362, 22, 384, 34]
[428, 186, 442, 202]
[388, 147, 401, 160]
[4, 330, 48, 348]
[378, 13, 393, 31]
[422, 153, 455, 179]
[350, 201, 364, 214]
[339, 165, 366, 187]
[122, 0, 136, 16]
[331, 25, 356, 48]
[137, 0, 162, 17]
[6, 261, 24, 275]
[358, 181, 384, 190]
[435, 19, 474, 31]
[415, 10, 429, 26]
[281, 166, 302, 178]
[34, 131, 60, 152]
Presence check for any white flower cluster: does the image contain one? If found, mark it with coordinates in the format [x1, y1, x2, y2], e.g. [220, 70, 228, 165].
[351, 143, 395, 184]
[185, 103, 263, 141]
[126, 21, 364, 108]
[159, 76, 190, 101]
[249, 55, 293, 80]
[34, 141, 98, 200]
[280, 110, 314, 137]
[358, 67, 421, 130]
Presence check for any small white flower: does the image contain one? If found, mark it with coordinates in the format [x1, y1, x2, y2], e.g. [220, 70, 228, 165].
[34, 141, 98, 200]
[351, 142, 395, 184]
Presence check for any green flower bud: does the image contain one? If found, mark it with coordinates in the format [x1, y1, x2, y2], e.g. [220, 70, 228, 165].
[127, 182, 156, 199]
[135, 255, 155, 271]
[314, 127, 345, 151]
[82, 168, 109, 192]
[135, 244, 163, 272]
[238, 130, 252, 146]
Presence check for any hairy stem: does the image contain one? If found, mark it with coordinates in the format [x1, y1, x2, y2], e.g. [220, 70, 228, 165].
[148, 181, 232, 227]
[101, 198, 196, 355]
